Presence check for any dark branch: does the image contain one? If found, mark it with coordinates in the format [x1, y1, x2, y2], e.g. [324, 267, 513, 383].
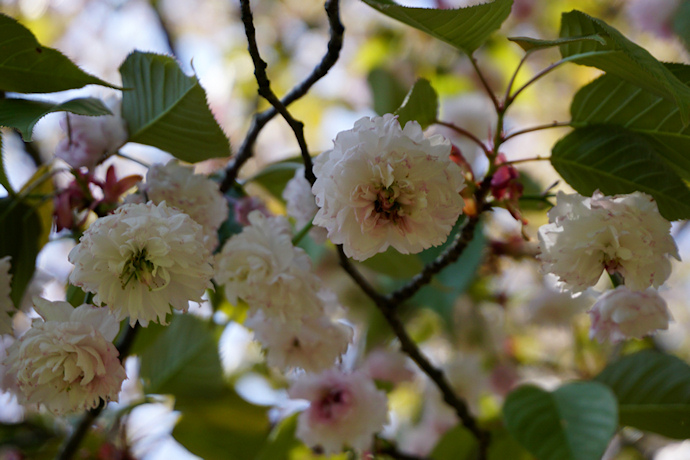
[220, 0, 344, 192]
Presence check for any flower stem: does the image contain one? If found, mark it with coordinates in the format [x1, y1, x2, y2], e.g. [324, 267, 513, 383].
[292, 218, 315, 245]
[502, 121, 571, 142]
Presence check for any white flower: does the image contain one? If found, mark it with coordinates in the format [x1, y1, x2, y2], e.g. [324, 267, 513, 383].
[55, 96, 128, 170]
[246, 310, 352, 372]
[289, 369, 388, 454]
[0, 257, 13, 335]
[312, 114, 465, 261]
[68, 201, 214, 326]
[283, 167, 328, 244]
[589, 286, 672, 343]
[139, 161, 229, 252]
[1, 298, 126, 415]
[538, 191, 679, 293]
[214, 211, 322, 321]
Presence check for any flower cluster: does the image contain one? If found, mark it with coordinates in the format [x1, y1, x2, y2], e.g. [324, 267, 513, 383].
[1, 299, 126, 415]
[538, 191, 677, 342]
[312, 114, 465, 261]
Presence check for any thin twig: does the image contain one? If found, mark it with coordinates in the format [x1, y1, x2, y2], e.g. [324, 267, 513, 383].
[469, 55, 499, 111]
[220, 0, 344, 192]
[504, 155, 551, 165]
[503, 52, 529, 105]
[508, 58, 570, 104]
[434, 120, 491, 156]
[502, 121, 571, 142]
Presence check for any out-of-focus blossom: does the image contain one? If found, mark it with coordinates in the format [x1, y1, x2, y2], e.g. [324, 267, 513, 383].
[55, 97, 128, 170]
[538, 191, 679, 293]
[1, 299, 125, 415]
[312, 114, 465, 261]
[588, 286, 672, 343]
[625, 0, 680, 38]
[230, 196, 270, 227]
[0, 257, 13, 335]
[283, 166, 328, 243]
[68, 202, 214, 326]
[289, 369, 388, 454]
[361, 348, 414, 384]
[137, 161, 228, 252]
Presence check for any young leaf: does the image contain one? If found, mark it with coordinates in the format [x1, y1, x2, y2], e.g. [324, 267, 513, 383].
[673, 1, 690, 52]
[119, 52, 231, 163]
[368, 67, 409, 116]
[361, 0, 513, 55]
[0, 14, 117, 93]
[595, 350, 690, 439]
[507, 34, 605, 52]
[245, 161, 302, 203]
[551, 125, 690, 221]
[559, 10, 690, 124]
[395, 78, 438, 130]
[0, 97, 111, 142]
[503, 382, 618, 460]
[430, 424, 477, 460]
[571, 64, 690, 181]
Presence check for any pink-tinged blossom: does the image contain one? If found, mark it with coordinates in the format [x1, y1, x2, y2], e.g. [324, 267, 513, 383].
[0, 257, 13, 335]
[214, 211, 323, 321]
[589, 287, 672, 343]
[283, 167, 327, 243]
[68, 202, 214, 326]
[137, 161, 228, 252]
[55, 97, 128, 170]
[361, 348, 414, 384]
[625, 0, 680, 38]
[538, 191, 679, 293]
[289, 369, 388, 454]
[1, 299, 126, 415]
[230, 196, 270, 227]
[312, 114, 465, 261]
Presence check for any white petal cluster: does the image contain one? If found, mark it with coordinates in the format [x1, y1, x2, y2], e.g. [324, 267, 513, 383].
[0, 256, 13, 335]
[312, 114, 465, 261]
[289, 369, 388, 454]
[215, 211, 352, 371]
[1, 299, 126, 415]
[55, 97, 128, 170]
[139, 161, 229, 252]
[283, 167, 328, 243]
[588, 286, 672, 343]
[538, 191, 679, 292]
[68, 201, 214, 326]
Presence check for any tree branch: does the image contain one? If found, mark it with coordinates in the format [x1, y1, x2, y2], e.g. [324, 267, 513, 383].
[220, 0, 344, 192]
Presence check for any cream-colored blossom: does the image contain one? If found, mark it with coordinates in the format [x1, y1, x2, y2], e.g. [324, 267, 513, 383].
[1, 299, 126, 415]
[312, 114, 465, 261]
[589, 286, 672, 343]
[0, 257, 13, 335]
[283, 167, 327, 243]
[538, 191, 679, 292]
[214, 211, 322, 321]
[139, 161, 228, 252]
[68, 201, 214, 326]
[289, 369, 388, 454]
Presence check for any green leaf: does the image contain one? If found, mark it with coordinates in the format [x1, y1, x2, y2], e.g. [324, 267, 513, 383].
[395, 78, 438, 130]
[550, 125, 690, 221]
[362, 0, 513, 55]
[0, 14, 116, 93]
[358, 247, 424, 279]
[571, 64, 690, 181]
[0, 97, 111, 142]
[119, 52, 230, 163]
[507, 34, 605, 52]
[173, 389, 270, 460]
[595, 350, 690, 439]
[503, 382, 618, 460]
[367, 67, 409, 116]
[138, 314, 224, 399]
[245, 161, 302, 203]
[430, 424, 477, 460]
[0, 198, 41, 307]
[254, 414, 299, 460]
[673, 1, 690, 52]
[559, 10, 690, 124]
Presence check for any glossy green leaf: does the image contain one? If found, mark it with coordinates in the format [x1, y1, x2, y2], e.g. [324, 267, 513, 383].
[559, 10, 690, 124]
[362, 0, 513, 55]
[395, 78, 438, 130]
[430, 424, 477, 460]
[0, 14, 116, 93]
[550, 125, 690, 221]
[245, 161, 302, 203]
[0, 198, 41, 307]
[507, 34, 605, 52]
[358, 247, 424, 279]
[503, 382, 618, 460]
[571, 64, 690, 181]
[595, 350, 690, 439]
[139, 314, 224, 399]
[254, 414, 299, 460]
[119, 52, 231, 163]
[0, 97, 111, 142]
[173, 389, 270, 460]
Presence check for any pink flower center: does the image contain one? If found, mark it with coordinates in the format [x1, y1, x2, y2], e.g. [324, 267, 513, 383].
[313, 387, 352, 422]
